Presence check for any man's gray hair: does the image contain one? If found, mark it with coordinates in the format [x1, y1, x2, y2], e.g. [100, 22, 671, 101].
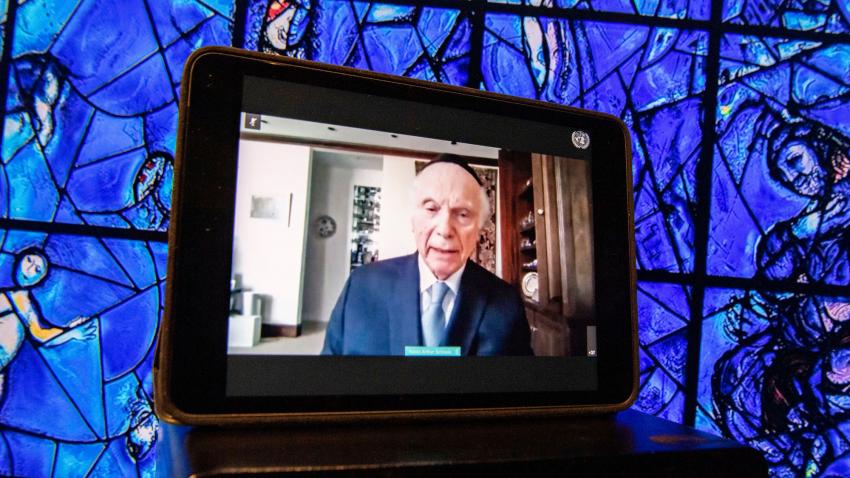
[477, 186, 491, 228]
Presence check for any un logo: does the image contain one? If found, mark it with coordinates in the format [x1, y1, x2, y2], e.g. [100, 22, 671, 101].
[572, 130, 590, 150]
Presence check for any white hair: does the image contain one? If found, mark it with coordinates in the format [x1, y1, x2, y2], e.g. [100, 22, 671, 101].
[477, 186, 491, 228]
[410, 168, 491, 228]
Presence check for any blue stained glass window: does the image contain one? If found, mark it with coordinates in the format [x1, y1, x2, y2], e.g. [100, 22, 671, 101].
[482, 16, 705, 272]
[487, 0, 711, 20]
[699, 287, 850, 477]
[709, 36, 850, 284]
[722, 0, 850, 34]
[0, 229, 167, 477]
[1, 1, 235, 475]
[252, 0, 471, 85]
[2, 0, 235, 231]
[634, 282, 691, 423]
[2, 0, 850, 474]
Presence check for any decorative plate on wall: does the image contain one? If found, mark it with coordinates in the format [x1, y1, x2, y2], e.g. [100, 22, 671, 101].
[521, 272, 539, 302]
[316, 215, 337, 238]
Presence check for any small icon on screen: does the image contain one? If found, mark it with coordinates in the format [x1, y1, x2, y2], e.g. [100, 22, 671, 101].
[245, 113, 262, 130]
[572, 130, 590, 150]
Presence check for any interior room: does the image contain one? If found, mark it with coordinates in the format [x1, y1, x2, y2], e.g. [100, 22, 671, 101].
[225, 115, 596, 358]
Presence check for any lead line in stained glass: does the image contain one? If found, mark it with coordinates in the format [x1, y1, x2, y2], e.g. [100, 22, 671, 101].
[0, 219, 167, 243]
[722, 0, 850, 35]
[678, 0, 725, 426]
[466, 7, 485, 88]
[3, 2, 233, 230]
[140, 0, 185, 99]
[628, 94, 691, 274]
[711, 130, 768, 237]
[0, 0, 17, 150]
[401, 9, 471, 83]
[479, 0, 850, 43]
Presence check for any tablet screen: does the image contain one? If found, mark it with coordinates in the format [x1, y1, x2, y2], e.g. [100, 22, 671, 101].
[223, 74, 600, 397]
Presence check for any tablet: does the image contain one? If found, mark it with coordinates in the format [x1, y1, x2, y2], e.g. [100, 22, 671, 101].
[155, 47, 637, 424]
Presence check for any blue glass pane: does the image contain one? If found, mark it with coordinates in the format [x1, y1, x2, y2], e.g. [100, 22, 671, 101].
[633, 282, 690, 423]
[148, 0, 218, 46]
[89, 437, 145, 477]
[483, 17, 705, 273]
[253, 1, 471, 85]
[700, 287, 850, 477]
[487, 0, 710, 19]
[710, 37, 850, 284]
[3, 0, 235, 230]
[11, 0, 78, 56]
[0, 230, 165, 472]
[722, 0, 850, 34]
[1, 431, 56, 477]
[100, 286, 160, 380]
[54, 442, 107, 478]
[1, 340, 100, 441]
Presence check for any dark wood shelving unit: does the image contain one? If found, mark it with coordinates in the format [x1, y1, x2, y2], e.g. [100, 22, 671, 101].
[499, 151, 595, 357]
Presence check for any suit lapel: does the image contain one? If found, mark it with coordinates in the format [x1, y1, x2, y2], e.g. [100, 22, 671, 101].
[388, 253, 421, 355]
[443, 261, 486, 355]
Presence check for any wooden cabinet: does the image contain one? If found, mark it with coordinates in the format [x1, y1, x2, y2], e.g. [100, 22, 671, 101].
[499, 152, 594, 356]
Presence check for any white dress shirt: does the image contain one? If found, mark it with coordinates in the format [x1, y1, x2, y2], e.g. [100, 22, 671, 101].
[418, 254, 465, 329]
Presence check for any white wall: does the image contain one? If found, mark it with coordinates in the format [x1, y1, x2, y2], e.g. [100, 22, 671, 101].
[232, 140, 312, 327]
[379, 155, 418, 260]
[301, 151, 382, 323]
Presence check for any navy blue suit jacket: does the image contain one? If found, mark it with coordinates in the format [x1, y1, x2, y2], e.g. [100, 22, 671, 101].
[321, 253, 532, 356]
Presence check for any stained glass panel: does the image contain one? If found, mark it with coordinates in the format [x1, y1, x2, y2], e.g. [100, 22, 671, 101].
[2, 0, 235, 230]
[487, 0, 711, 20]
[250, 0, 472, 84]
[699, 287, 850, 477]
[633, 281, 691, 423]
[722, 0, 850, 34]
[0, 229, 167, 477]
[709, 36, 850, 284]
[482, 16, 706, 272]
[1, 0, 7, 54]
[3, 0, 850, 474]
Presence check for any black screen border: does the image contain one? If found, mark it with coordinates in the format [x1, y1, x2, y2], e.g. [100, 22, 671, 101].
[156, 47, 637, 422]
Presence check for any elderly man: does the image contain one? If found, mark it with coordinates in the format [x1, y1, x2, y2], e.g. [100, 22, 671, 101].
[322, 155, 532, 356]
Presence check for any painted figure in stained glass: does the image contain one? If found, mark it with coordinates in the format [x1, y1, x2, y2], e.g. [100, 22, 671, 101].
[0, 249, 96, 395]
[127, 152, 175, 231]
[126, 386, 158, 461]
[5, 55, 65, 150]
[264, 0, 312, 57]
[711, 114, 850, 475]
[711, 291, 833, 476]
[757, 118, 850, 288]
[254, 0, 471, 83]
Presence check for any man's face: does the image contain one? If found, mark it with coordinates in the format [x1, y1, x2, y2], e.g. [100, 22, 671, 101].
[411, 163, 483, 280]
[776, 140, 826, 197]
[17, 253, 46, 287]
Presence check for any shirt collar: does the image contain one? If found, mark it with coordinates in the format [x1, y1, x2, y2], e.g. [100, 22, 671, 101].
[418, 254, 465, 296]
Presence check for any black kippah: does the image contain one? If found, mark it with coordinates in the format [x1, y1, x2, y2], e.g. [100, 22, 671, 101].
[419, 153, 483, 186]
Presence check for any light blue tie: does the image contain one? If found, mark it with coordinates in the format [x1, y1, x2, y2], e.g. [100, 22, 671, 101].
[422, 281, 449, 347]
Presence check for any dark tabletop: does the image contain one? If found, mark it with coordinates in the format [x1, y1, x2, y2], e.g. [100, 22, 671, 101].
[157, 409, 768, 477]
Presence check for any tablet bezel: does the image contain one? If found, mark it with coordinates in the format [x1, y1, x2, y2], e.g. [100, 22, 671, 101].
[155, 47, 637, 424]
